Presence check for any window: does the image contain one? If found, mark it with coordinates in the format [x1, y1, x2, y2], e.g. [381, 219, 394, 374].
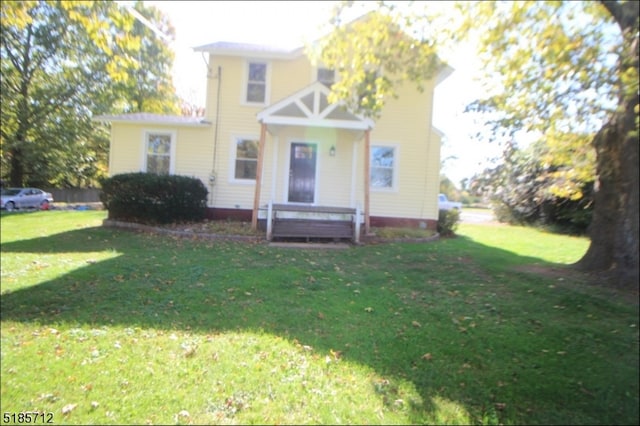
[246, 61, 267, 103]
[370, 146, 396, 189]
[234, 138, 259, 180]
[145, 132, 173, 174]
[317, 67, 335, 87]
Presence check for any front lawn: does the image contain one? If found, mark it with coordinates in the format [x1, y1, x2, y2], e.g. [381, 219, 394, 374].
[1, 211, 637, 425]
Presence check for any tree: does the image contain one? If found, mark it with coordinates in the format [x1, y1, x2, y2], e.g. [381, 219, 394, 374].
[461, 1, 638, 288]
[471, 140, 594, 233]
[1, 1, 180, 187]
[316, 1, 638, 288]
[308, 6, 445, 119]
[114, 1, 180, 114]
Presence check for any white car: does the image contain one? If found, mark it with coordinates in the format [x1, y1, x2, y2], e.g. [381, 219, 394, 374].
[1, 188, 53, 211]
[438, 193, 462, 211]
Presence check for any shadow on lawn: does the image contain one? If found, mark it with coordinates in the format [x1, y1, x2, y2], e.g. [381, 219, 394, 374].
[1, 225, 632, 424]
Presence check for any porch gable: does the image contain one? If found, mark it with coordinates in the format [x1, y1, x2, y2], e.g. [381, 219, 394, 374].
[257, 81, 374, 131]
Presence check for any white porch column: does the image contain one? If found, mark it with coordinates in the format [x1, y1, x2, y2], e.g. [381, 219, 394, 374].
[266, 200, 273, 240]
[364, 129, 371, 234]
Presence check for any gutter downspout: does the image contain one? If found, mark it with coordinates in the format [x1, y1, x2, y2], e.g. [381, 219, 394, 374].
[209, 65, 222, 207]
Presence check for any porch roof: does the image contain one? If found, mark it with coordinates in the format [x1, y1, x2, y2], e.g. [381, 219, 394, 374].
[92, 113, 211, 127]
[257, 81, 374, 131]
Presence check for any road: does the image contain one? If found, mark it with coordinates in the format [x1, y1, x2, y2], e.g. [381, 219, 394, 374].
[459, 209, 495, 224]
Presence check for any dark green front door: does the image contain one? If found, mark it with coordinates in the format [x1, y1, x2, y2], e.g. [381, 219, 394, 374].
[288, 143, 317, 203]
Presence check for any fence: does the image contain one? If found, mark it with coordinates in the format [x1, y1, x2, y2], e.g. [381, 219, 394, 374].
[44, 188, 101, 204]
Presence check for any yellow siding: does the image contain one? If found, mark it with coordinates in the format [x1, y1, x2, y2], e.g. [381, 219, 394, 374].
[108, 122, 214, 201]
[204, 54, 319, 210]
[352, 80, 440, 221]
[173, 127, 215, 185]
[109, 124, 144, 175]
[108, 49, 443, 220]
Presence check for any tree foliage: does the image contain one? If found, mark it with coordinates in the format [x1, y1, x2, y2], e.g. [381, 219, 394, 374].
[114, 1, 180, 114]
[307, 4, 445, 119]
[0, 0, 180, 188]
[470, 140, 594, 234]
[317, 0, 638, 287]
[462, 1, 616, 198]
[461, 0, 638, 287]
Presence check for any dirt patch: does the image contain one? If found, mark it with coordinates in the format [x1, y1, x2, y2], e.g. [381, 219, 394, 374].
[514, 264, 639, 305]
[514, 264, 584, 280]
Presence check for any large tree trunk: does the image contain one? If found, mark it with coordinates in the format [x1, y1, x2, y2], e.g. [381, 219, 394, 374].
[576, 107, 639, 289]
[576, 1, 639, 290]
[9, 147, 25, 187]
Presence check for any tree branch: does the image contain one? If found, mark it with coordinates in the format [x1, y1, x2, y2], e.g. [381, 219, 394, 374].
[600, 1, 640, 31]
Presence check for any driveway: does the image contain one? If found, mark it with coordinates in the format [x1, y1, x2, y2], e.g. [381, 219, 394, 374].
[460, 209, 495, 224]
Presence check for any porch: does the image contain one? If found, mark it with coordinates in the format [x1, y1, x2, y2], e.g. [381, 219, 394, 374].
[250, 81, 375, 241]
[263, 202, 362, 243]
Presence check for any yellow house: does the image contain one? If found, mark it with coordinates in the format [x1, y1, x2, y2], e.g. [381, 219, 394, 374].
[96, 40, 452, 241]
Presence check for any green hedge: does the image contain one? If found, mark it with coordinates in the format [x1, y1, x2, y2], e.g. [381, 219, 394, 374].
[437, 208, 460, 237]
[100, 173, 208, 224]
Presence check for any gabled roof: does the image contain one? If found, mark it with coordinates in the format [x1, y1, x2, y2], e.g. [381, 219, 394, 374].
[193, 41, 303, 60]
[92, 113, 211, 127]
[257, 81, 374, 131]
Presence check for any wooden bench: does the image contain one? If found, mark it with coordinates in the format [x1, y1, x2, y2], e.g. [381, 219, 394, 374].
[268, 203, 358, 242]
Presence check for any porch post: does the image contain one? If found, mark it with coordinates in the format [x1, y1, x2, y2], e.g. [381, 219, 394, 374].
[252, 122, 267, 230]
[364, 129, 371, 234]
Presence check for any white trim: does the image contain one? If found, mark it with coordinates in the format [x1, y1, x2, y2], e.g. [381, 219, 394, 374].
[94, 116, 210, 127]
[242, 59, 271, 106]
[142, 129, 177, 174]
[193, 43, 303, 60]
[432, 126, 446, 139]
[263, 115, 371, 130]
[229, 134, 260, 184]
[257, 81, 374, 130]
[370, 142, 400, 193]
[350, 137, 359, 207]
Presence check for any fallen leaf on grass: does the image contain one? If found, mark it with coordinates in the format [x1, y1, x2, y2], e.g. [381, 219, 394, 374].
[330, 349, 343, 360]
[62, 403, 77, 414]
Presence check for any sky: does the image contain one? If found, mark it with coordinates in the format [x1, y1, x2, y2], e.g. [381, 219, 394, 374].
[134, 0, 503, 187]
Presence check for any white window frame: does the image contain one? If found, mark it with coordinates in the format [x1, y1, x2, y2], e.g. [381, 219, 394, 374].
[230, 134, 260, 184]
[370, 143, 399, 192]
[242, 60, 270, 106]
[142, 130, 176, 174]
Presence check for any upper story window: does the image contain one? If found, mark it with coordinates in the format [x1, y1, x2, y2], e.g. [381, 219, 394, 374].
[145, 132, 174, 175]
[246, 61, 268, 104]
[233, 137, 259, 181]
[370, 145, 396, 189]
[317, 67, 335, 87]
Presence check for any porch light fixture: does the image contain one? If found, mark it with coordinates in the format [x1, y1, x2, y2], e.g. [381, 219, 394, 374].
[329, 145, 336, 156]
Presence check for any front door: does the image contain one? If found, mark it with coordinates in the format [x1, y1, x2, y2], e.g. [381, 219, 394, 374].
[288, 143, 317, 203]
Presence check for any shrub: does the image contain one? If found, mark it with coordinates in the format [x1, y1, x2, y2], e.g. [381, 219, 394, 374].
[100, 173, 208, 224]
[437, 209, 460, 236]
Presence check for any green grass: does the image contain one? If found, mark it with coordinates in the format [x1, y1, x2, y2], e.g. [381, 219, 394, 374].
[1, 211, 638, 425]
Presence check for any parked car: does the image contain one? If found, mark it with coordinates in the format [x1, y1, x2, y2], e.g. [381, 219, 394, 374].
[1, 188, 53, 211]
[438, 193, 462, 211]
